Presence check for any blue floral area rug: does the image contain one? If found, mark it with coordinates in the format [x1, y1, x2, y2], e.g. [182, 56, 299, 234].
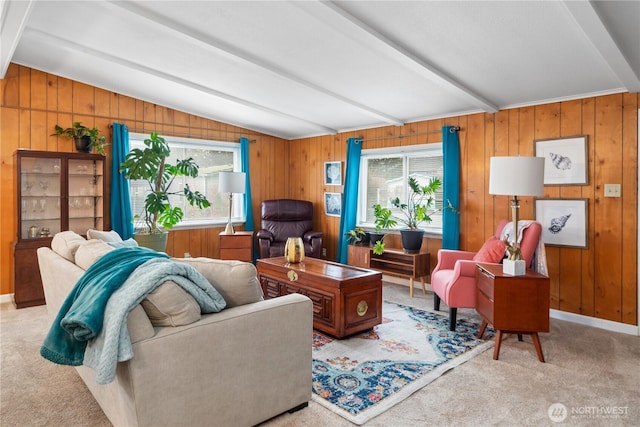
[312, 301, 494, 425]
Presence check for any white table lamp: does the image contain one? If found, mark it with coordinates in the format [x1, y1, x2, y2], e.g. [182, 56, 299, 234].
[489, 156, 544, 275]
[219, 171, 246, 234]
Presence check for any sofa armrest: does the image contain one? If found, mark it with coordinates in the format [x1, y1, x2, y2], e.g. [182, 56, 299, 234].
[433, 249, 476, 273]
[256, 229, 274, 241]
[303, 230, 322, 243]
[127, 294, 313, 427]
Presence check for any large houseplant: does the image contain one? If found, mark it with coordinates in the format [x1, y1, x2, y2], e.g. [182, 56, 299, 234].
[52, 122, 107, 154]
[374, 176, 441, 253]
[120, 132, 211, 251]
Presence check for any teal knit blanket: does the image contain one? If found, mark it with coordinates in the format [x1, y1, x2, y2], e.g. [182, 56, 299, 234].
[40, 246, 169, 366]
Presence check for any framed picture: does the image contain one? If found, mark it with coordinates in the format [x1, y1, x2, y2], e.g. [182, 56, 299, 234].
[324, 192, 342, 217]
[324, 161, 342, 185]
[535, 198, 588, 248]
[535, 136, 588, 185]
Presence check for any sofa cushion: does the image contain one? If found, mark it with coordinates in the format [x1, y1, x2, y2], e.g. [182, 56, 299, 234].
[87, 229, 123, 243]
[140, 281, 201, 327]
[51, 231, 86, 262]
[75, 239, 114, 270]
[473, 236, 507, 263]
[173, 257, 263, 308]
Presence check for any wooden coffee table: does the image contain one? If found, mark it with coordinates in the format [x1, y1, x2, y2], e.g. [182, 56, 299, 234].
[256, 256, 382, 338]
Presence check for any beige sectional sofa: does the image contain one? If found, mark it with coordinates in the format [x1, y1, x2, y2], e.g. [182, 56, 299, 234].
[37, 231, 312, 427]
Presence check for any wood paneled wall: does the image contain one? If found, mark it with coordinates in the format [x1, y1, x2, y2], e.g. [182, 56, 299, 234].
[2, 64, 638, 326]
[0, 64, 289, 296]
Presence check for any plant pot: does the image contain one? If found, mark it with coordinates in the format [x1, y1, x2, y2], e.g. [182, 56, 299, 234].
[134, 231, 168, 252]
[359, 232, 371, 246]
[369, 232, 385, 246]
[74, 136, 92, 153]
[400, 229, 424, 254]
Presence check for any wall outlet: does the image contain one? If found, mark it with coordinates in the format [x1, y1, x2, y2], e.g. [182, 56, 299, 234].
[322, 247, 327, 257]
[604, 183, 621, 197]
[184, 252, 191, 258]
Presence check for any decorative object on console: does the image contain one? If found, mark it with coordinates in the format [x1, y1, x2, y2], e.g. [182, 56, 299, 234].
[120, 132, 211, 251]
[219, 171, 246, 234]
[284, 237, 305, 263]
[489, 156, 544, 276]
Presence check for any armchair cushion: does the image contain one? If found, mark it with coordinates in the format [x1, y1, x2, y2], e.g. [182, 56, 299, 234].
[472, 236, 506, 263]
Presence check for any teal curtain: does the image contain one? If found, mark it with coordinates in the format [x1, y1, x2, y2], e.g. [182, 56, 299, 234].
[240, 137, 254, 232]
[442, 126, 460, 249]
[337, 138, 362, 263]
[110, 123, 133, 240]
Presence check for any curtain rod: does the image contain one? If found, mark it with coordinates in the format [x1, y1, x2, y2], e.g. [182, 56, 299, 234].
[355, 126, 460, 143]
[108, 124, 256, 143]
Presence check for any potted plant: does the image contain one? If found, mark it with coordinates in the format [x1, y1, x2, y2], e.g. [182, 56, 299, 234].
[373, 177, 442, 254]
[371, 203, 397, 254]
[390, 176, 442, 253]
[345, 227, 369, 246]
[120, 132, 211, 251]
[52, 122, 107, 154]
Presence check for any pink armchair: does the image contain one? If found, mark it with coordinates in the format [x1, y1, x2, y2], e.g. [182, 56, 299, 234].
[431, 219, 542, 331]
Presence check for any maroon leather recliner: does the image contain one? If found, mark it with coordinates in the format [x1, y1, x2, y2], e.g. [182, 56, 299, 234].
[256, 199, 323, 259]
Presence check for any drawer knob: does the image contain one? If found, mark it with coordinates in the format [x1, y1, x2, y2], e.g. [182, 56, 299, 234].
[356, 300, 368, 316]
[287, 270, 298, 281]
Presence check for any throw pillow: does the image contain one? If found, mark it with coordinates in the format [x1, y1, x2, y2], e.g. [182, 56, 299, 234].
[140, 281, 201, 327]
[51, 231, 86, 262]
[75, 239, 114, 270]
[86, 229, 123, 243]
[107, 238, 139, 248]
[173, 257, 264, 308]
[473, 236, 507, 263]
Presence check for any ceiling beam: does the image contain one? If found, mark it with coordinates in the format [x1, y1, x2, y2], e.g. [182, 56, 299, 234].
[300, 0, 499, 113]
[21, 28, 339, 136]
[561, 0, 640, 92]
[107, 0, 403, 127]
[0, 0, 34, 78]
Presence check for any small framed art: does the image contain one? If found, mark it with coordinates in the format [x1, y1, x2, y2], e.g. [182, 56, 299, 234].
[535, 136, 588, 185]
[324, 192, 342, 217]
[324, 161, 342, 185]
[535, 198, 588, 248]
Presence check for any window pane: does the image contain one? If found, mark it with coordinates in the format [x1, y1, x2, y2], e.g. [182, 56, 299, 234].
[364, 157, 403, 222]
[128, 135, 241, 228]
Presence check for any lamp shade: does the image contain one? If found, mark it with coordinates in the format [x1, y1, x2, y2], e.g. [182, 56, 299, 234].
[489, 156, 544, 196]
[219, 171, 246, 194]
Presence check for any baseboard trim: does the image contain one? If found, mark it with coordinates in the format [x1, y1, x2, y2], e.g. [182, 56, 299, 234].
[0, 293, 14, 304]
[549, 309, 639, 336]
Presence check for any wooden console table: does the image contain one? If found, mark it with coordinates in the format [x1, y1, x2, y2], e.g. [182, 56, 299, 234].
[475, 263, 550, 362]
[257, 256, 382, 338]
[348, 245, 430, 297]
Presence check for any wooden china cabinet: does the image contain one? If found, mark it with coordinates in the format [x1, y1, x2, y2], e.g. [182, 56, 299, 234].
[13, 150, 107, 308]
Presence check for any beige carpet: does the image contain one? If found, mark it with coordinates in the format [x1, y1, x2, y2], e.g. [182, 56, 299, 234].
[1, 284, 638, 426]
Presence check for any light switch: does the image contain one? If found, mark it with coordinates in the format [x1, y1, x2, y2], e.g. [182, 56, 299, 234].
[604, 183, 621, 197]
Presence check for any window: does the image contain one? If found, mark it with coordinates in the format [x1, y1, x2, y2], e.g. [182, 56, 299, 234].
[357, 143, 444, 234]
[128, 133, 242, 230]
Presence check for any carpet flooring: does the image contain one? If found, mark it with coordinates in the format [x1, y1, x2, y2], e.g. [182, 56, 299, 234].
[1, 283, 639, 426]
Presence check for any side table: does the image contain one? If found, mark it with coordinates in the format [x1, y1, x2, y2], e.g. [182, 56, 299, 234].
[475, 263, 550, 362]
[219, 231, 254, 262]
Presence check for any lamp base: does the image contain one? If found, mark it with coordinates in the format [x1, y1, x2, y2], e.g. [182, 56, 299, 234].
[224, 222, 235, 235]
[503, 259, 526, 276]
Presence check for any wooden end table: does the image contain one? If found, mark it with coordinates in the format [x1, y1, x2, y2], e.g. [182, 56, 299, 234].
[256, 256, 382, 338]
[219, 231, 253, 262]
[475, 263, 550, 362]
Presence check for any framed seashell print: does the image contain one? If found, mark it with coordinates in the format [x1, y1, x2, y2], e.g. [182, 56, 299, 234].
[535, 198, 588, 248]
[535, 136, 588, 185]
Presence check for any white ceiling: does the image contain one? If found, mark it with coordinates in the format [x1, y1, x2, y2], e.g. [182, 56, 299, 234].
[2, 1, 639, 140]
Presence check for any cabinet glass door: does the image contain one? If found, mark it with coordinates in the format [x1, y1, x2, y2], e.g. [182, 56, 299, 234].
[19, 156, 61, 239]
[68, 158, 104, 235]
